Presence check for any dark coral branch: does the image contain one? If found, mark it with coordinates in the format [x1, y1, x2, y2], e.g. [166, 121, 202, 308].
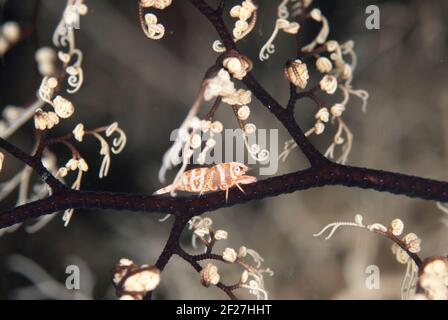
[2, 162, 448, 229]
[243, 73, 329, 166]
[189, 0, 236, 51]
[1, 1, 448, 234]
[188, 0, 328, 167]
[0, 137, 65, 192]
[1, 1, 448, 301]
[374, 229, 423, 267]
[176, 247, 238, 299]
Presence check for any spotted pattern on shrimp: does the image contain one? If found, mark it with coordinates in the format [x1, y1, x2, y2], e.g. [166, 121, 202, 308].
[154, 162, 257, 200]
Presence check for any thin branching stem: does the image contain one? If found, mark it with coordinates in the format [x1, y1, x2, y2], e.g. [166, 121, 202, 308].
[1, 0, 448, 301]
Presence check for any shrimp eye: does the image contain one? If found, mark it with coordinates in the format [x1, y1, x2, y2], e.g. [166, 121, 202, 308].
[234, 166, 241, 173]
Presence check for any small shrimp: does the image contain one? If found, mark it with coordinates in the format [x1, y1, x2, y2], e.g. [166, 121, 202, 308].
[154, 162, 257, 201]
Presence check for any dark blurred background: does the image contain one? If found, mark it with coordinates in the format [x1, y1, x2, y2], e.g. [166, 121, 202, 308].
[0, 0, 447, 299]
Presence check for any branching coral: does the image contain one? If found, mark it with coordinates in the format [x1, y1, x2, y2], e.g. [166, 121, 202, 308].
[315, 214, 447, 300]
[0, 0, 447, 300]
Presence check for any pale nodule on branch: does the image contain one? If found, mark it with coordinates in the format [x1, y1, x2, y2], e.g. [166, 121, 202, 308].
[0, 0, 448, 300]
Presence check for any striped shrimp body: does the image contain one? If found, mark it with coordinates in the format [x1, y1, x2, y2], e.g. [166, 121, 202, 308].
[154, 162, 257, 200]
